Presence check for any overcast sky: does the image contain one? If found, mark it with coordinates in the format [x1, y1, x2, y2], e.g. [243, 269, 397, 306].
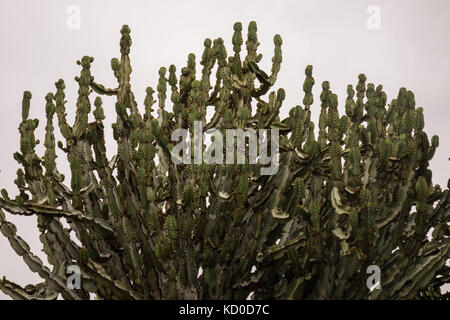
[0, 0, 449, 299]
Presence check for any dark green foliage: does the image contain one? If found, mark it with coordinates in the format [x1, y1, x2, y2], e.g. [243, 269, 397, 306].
[0, 22, 449, 300]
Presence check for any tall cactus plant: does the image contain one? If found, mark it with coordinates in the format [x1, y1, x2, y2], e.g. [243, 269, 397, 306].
[0, 22, 448, 300]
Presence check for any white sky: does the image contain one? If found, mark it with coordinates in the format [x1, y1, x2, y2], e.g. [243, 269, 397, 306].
[0, 0, 449, 299]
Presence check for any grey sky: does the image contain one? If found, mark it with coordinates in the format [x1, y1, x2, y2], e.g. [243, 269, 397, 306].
[0, 0, 449, 299]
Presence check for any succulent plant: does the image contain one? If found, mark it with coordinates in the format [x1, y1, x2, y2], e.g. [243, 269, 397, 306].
[0, 22, 448, 300]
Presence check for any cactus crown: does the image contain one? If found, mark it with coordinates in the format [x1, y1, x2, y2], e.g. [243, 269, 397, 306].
[0, 22, 449, 300]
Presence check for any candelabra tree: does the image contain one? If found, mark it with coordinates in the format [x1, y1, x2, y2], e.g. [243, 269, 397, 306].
[0, 22, 448, 300]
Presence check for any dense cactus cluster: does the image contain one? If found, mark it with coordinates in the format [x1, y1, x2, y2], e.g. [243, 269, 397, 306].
[0, 22, 449, 300]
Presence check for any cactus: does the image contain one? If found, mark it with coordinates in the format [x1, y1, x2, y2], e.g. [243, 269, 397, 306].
[0, 22, 449, 300]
